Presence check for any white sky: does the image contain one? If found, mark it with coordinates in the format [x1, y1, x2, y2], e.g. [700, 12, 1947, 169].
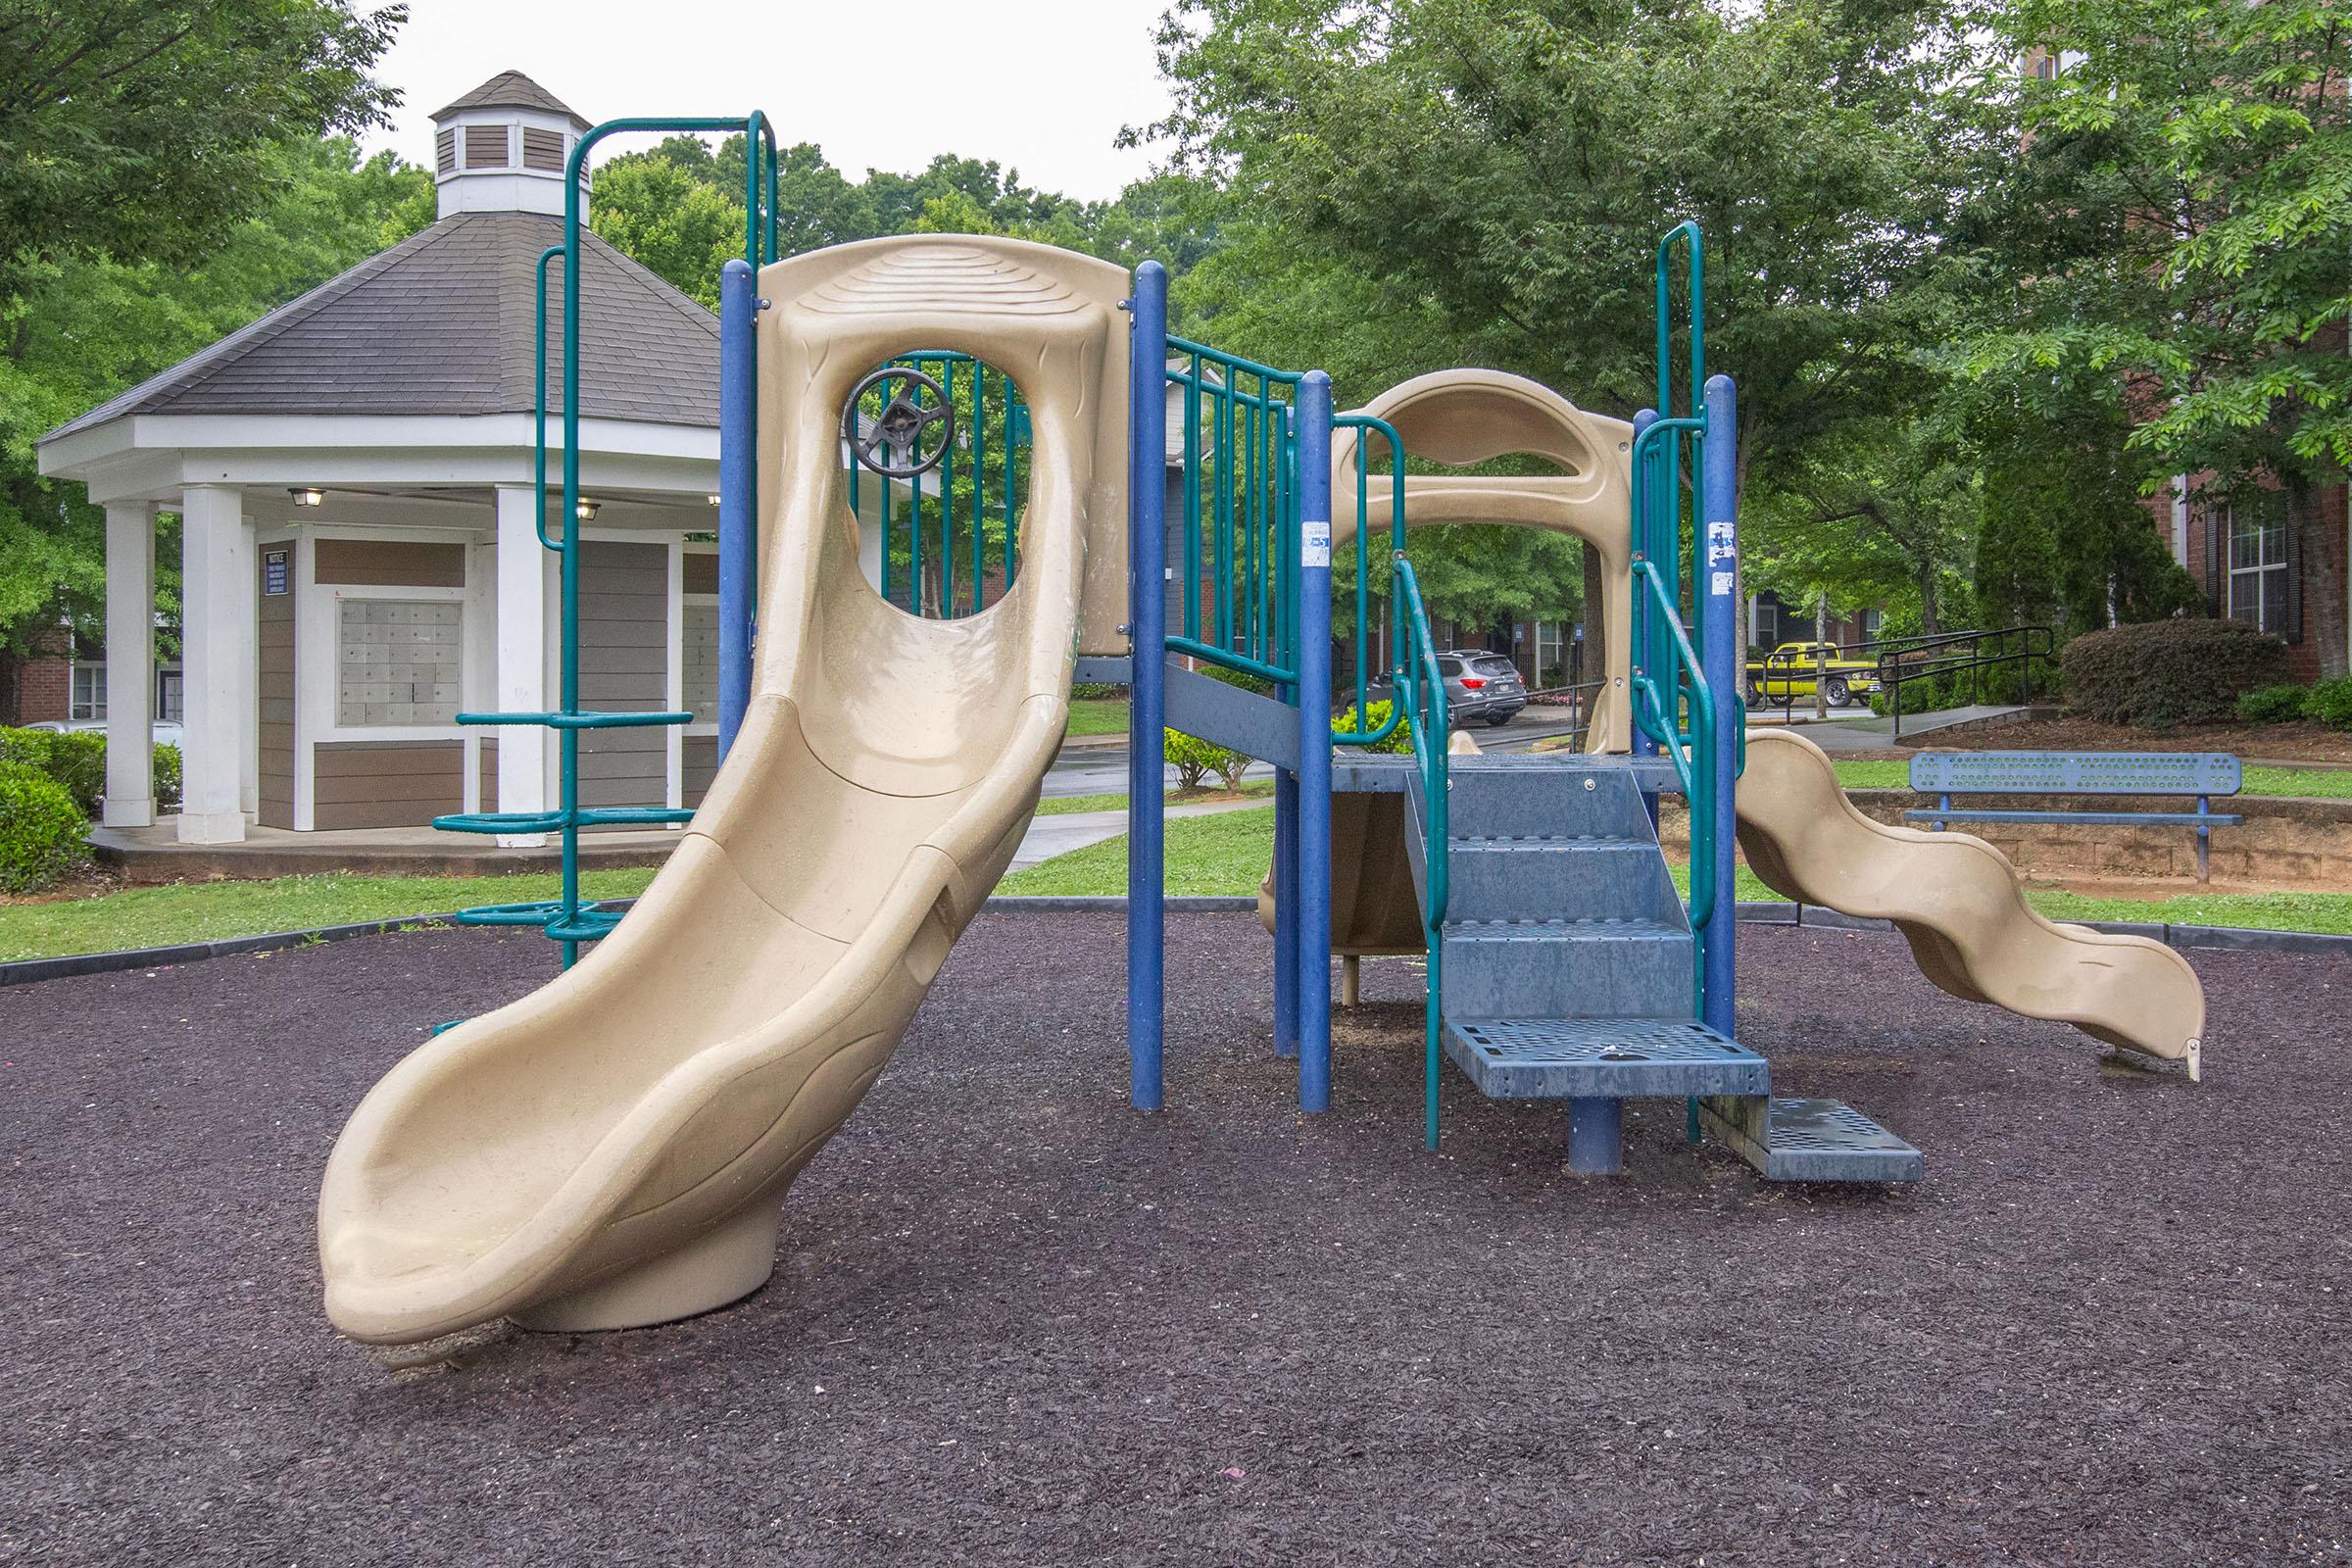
[360, 0, 1178, 201]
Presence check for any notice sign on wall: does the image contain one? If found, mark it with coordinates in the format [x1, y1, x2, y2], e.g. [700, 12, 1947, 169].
[264, 548, 291, 597]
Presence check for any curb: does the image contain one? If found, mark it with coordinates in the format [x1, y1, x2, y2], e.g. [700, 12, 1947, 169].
[7, 895, 2344, 990]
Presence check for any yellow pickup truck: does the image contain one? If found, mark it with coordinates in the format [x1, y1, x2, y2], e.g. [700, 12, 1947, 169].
[1744, 642, 1881, 710]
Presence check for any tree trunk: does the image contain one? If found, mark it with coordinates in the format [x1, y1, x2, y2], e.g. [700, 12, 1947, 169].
[1813, 592, 1829, 720]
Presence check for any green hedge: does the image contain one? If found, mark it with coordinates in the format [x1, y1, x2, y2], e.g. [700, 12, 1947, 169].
[0, 727, 105, 815]
[1334, 698, 1414, 755]
[2309, 677, 2352, 732]
[2059, 618, 2287, 728]
[154, 742, 182, 810]
[2235, 684, 2311, 724]
[0, 763, 90, 892]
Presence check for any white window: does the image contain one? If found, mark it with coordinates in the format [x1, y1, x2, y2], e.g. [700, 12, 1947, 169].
[2226, 501, 2289, 637]
[679, 601, 720, 724]
[70, 662, 105, 720]
[337, 600, 463, 727]
[156, 668, 183, 723]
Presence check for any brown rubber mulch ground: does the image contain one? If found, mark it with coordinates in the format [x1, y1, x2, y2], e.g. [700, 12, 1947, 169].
[4, 913, 2348, 1566]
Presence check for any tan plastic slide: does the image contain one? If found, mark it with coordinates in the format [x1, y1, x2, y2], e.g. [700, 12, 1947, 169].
[1735, 729, 2204, 1078]
[318, 237, 1132, 1344]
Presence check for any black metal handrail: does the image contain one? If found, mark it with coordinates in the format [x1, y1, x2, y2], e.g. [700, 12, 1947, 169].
[1874, 625, 2056, 741]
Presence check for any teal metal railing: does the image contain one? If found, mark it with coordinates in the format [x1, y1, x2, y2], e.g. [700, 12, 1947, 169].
[1331, 413, 1408, 747]
[848, 349, 1032, 618]
[1165, 338, 1302, 689]
[432, 115, 783, 968]
[1627, 221, 1729, 1023]
[1392, 555, 1450, 1150]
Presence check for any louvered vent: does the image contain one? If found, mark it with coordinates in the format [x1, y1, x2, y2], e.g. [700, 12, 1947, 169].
[435, 128, 457, 175]
[522, 126, 565, 172]
[463, 124, 510, 170]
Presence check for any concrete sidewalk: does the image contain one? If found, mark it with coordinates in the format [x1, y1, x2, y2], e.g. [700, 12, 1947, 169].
[1009, 796, 1266, 871]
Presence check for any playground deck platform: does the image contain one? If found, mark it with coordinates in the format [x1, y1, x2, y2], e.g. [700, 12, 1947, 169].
[4, 912, 2345, 1565]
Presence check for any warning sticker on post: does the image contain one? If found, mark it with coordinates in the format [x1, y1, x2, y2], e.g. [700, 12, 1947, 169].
[1302, 518, 1332, 568]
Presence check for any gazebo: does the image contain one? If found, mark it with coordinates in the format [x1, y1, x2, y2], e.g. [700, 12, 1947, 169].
[39, 74, 760, 849]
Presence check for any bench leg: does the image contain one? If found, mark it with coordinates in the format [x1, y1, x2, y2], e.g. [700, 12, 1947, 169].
[2196, 823, 2210, 885]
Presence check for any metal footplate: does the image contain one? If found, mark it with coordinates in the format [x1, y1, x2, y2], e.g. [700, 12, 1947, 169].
[1444, 1016, 1770, 1100]
[1699, 1095, 1924, 1183]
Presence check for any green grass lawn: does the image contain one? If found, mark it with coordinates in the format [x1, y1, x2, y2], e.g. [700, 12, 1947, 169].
[1064, 698, 1130, 738]
[1033, 781, 1276, 816]
[1006, 805, 2352, 934]
[997, 804, 1276, 897]
[0, 868, 659, 963]
[8, 773, 2343, 965]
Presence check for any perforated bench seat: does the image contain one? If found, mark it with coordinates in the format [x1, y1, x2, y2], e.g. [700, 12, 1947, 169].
[1905, 749, 2243, 882]
[1905, 808, 2244, 828]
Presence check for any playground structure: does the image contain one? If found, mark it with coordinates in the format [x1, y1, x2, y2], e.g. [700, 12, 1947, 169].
[317, 115, 2208, 1347]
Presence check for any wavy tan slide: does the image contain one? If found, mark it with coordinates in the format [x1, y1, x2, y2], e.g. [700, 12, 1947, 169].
[1737, 729, 2204, 1079]
[318, 238, 1132, 1345]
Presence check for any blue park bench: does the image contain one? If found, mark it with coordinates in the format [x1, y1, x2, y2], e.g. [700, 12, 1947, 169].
[1907, 751, 2244, 884]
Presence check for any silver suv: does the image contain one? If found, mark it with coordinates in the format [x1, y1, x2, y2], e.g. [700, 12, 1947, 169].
[1361, 650, 1528, 728]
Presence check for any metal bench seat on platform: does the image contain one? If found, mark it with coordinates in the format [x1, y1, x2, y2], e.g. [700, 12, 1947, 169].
[1904, 750, 2244, 882]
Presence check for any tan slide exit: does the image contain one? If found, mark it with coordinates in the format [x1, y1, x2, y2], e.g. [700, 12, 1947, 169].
[318, 238, 1132, 1345]
[1736, 729, 2204, 1078]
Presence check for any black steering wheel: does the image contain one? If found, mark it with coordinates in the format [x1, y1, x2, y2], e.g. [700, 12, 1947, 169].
[843, 366, 955, 479]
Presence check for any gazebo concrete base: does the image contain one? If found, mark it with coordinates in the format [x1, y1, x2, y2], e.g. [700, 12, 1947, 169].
[88, 820, 687, 883]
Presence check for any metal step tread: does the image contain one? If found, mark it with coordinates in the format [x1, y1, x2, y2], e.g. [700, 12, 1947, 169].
[1443, 1016, 1770, 1100]
[1446, 916, 1688, 940]
[1449, 833, 1650, 850]
[1699, 1096, 1925, 1184]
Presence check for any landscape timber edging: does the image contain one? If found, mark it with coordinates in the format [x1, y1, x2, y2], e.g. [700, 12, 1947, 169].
[4, 896, 2344, 989]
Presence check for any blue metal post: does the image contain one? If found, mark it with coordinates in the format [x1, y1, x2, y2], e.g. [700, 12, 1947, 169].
[1296, 371, 1335, 1112]
[1274, 767, 1299, 1056]
[1126, 262, 1169, 1111]
[716, 259, 757, 760]
[1700, 375, 1740, 1038]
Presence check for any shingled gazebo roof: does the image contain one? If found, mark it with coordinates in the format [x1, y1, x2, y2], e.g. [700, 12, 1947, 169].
[43, 212, 717, 443]
[432, 70, 592, 130]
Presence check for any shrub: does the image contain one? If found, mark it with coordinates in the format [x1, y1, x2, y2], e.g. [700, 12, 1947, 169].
[0, 726, 106, 815]
[0, 763, 90, 892]
[2058, 618, 2288, 728]
[1334, 698, 1414, 755]
[1164, 728, 1249, 792]
[2235, 684, 2312, 725]
[2307, 677, 2352, 732]
[154, 742, 182, 810]
[1070, 680, 1126, 701]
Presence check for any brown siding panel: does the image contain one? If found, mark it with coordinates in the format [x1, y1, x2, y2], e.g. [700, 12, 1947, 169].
[312, 741, 463, 829]
[315, 539, 466, 588]
[576, 541, 670, 824]
[258, 548, 297, 829]
[682, 735, 718, 808]
[681, 552, 719, 594]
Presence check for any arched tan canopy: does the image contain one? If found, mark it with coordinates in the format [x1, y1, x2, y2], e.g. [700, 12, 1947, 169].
[1330, 369, 1635, 753]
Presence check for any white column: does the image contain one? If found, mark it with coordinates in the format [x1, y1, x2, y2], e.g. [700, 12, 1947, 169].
[494, 484, 551, 846]
[102, 502, 156, 827]
[177, 485, 251, 844]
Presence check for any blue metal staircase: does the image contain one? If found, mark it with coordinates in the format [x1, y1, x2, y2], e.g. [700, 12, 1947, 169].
[1403, 755, 1921, 1181]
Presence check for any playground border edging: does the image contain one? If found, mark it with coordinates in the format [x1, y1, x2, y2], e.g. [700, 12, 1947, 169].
[6, 896, 2345, 989]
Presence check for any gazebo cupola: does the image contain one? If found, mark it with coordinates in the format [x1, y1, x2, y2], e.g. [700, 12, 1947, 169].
[430, 70, 593, 220]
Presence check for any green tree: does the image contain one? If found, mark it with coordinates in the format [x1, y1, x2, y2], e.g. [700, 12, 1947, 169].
[1139, 0, 1988, 639]
[1962, 0, 2352, 666]
[0, 1, 404, 284]
[1, 137, 430, 654]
